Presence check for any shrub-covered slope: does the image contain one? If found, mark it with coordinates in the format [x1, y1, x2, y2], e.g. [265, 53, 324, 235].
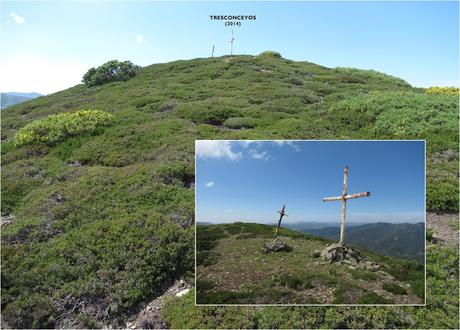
[1, 53, 459, 328]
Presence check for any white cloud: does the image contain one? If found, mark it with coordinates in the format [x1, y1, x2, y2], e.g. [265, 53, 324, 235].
[196, 140, 242, 161]
[238, 141, 261, 149]
[205, 181, 214, 188]
[195, 140, 302, 163]
[10, 12, 25, 24]
[273, 140, 301, 152]
[135, 34, 144, 44]
[288, 143, 301, 152]
[0, 55, 88, 94]
[226, 209, 233, 213]
[248, 149, 270, 161]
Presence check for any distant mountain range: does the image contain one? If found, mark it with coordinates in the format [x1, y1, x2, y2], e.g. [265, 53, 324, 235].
[197, 221, 213, 226]
[1, 92, 43, 109]
[196, 221, 424, 263]
[198, 221, 365, 229]
[299, 222, 424, 264]
[284, 221, 364, 231]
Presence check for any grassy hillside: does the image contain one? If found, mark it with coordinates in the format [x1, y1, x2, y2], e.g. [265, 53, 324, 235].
[1, 53, 459, 328]
[196, 223, 423, 305]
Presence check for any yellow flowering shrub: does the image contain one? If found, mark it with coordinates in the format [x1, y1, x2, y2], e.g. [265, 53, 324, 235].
[425, 86, 459, 96]
[13, 109, 114, 146]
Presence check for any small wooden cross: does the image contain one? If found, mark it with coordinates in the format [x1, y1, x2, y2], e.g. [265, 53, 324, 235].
[274, 205, 288, 238]
[322, 166, 370, 245]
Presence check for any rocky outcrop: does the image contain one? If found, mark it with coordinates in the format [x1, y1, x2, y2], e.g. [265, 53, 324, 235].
[321, 243, 380, 271]
[263, 238, 292, 253]
[1, 214, 15, 226]
[427, 212, 459, 246]
[126, 280, 191, 329]
[321, 243, 363, 263]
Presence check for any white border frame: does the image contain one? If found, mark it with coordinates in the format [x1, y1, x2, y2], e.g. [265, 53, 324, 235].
[194, 139, 427, 307]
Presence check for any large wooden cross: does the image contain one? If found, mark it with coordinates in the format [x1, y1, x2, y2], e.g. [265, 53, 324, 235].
[322, 166, 370, 245]
[274, 205, 288, 238]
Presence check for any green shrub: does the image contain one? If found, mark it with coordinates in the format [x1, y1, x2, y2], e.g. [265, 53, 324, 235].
[332, 284, 361, 304]
[162, 290, 258, 329]
[177, 100, 240, 125]
[1, 157, 63, 213]
[426, 158, 459, 213]
[382, 282, 407, 295]
[287, 77, 303, 86]
[425, 86, 459, 96]
[196, 225, 229, 266]
[357, 292, 394, 304]
[82, 60, 141, 87]
[259, 51, 282, 58]
[333, 68, 410, 87]
[448, 219, 459, 230]
[271, 273, 311, 290]
[349, 268, 378, 281]
[13, 110, 114, 146]
[156, 163, 194, 187]
[329, 91, 459, 213]
[330, 92, 458, 137]
[196, 279, 215, 293]
[263, 97, 307, 114]
[130, 96, 162, 108]
[426, 179, 459, 212]
[2, 217, 194, 328]
[380, 258, 425, 299]
[2, 293, 57, 328]
[223, 117, 259, 129]
[372, 94, 458, 138]
[426, 228, 434, 242]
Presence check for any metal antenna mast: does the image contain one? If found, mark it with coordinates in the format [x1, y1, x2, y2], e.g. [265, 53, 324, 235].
[229, 30, 235, 56]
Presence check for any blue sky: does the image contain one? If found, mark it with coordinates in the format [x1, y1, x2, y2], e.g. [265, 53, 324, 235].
[196, 140, 425, 224]
[1, 1, 458, 94]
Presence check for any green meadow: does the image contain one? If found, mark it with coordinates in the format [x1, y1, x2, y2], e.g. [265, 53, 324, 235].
[196, 223, 423, 305]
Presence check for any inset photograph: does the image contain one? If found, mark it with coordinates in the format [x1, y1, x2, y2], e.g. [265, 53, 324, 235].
[195, 140, 425, 305]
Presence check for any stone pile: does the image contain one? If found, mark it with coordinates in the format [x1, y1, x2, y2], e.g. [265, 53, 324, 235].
[321, 243, 363, 263]
[318, 243, 381, 271]
[263, 238, 292, 253]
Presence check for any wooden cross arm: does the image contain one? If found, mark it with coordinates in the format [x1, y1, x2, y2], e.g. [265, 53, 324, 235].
[322, 191, 370, 202]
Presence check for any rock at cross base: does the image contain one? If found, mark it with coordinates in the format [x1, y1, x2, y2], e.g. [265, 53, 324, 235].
[320, 243, 381, 271]
[321, 243, 363, 264]
[263, 238, 292, 253]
